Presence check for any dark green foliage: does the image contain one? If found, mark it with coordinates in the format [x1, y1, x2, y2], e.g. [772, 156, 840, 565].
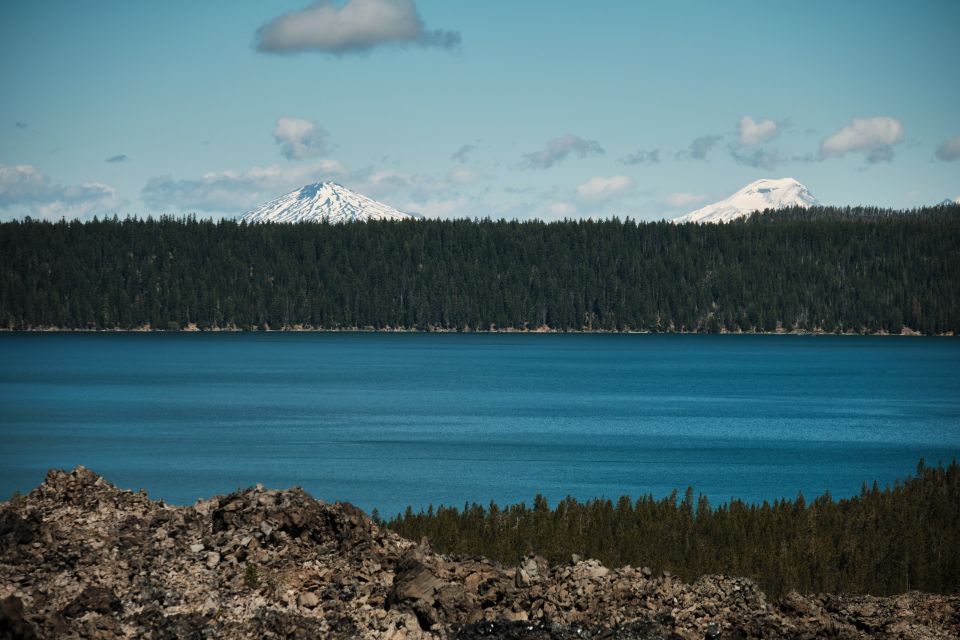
[1, 205, 959, 333]
[386, 460, 960, 597]
[243, 563, 260, 589]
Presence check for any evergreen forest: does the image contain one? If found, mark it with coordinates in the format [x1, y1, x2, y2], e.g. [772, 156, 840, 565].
[1, 205, 958, 333]
[385, 459, 960, 597]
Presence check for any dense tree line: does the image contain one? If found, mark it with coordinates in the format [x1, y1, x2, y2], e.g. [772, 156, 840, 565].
[385, 460, 960, 597]
[1, 205, 958, 333]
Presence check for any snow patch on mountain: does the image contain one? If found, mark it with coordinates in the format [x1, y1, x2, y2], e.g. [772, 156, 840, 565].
[239, 182, 411, 223]
[673, 178, 820, 224]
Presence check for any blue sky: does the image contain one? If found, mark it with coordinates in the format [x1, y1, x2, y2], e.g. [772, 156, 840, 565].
[1, 0, 958, 221]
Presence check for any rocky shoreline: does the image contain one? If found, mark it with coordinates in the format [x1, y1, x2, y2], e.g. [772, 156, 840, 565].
[1, 468, 957, 639]
[0, 326, 949, 336]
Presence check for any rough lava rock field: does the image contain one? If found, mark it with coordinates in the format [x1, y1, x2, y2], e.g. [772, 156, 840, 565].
[1, 467, 957, 639]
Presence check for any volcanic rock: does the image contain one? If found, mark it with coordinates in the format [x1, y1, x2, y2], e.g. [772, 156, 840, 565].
[1, 467, 957, 639]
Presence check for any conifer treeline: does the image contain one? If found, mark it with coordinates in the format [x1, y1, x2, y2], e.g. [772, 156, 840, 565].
[1, 206, 958, 333]
[386, 460, 960, 597]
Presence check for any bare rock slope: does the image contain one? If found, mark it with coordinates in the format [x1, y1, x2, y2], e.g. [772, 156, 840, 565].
[1, 467, 957, 639]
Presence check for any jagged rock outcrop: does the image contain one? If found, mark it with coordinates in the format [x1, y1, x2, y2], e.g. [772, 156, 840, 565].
[1, 467, 957, 639]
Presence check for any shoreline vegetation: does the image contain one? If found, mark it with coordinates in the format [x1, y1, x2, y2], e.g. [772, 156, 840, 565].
[2, 205, 959, 335]
[0, 325, 947, 335]
[385, 459, 960, 598]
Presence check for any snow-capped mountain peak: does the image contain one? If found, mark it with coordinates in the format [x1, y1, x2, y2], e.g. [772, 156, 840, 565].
[673, 178, 820, 224]
[239, 182, 411, 224]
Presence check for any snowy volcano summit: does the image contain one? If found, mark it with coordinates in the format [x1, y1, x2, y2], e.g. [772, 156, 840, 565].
[239, 182, 411, 224]
[673, 178, 820, 224]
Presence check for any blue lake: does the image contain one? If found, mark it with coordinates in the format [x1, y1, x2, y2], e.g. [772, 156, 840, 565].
[1, 333, 958, 517]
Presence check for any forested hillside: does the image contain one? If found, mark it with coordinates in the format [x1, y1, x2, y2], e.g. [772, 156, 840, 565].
[386, 460, 960, 597]
[1, 206, 958, 333]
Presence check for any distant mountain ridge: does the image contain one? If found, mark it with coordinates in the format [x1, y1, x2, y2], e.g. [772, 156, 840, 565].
[674, 178, 820, 224]
[239, 182, 411, 224]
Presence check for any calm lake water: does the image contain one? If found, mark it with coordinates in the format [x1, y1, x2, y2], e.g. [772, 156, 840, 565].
[1, 333, 958, 517]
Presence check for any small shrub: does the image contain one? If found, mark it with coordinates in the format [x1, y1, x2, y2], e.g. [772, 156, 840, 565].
[244, 563, 260, 588]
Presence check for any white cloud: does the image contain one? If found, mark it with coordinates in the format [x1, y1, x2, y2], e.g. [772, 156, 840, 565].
[546, 202, 577, 217]
[0, 164, 122, 219]
[521, 134, 604, 169]
[0, 164, 47, 205]
[575, 175, 633, 203]
[820, 116, 904, 162]
[33, 184, 122, 219]
[401, 195, 469, 218]
[529, 176, 638, 219]
[447, 167, 482, 185]
[142, 156, 487, 219]
[255, 0, 460, 55]
[355, 168, 442, 200]
[350, 164, 485, 204]
[738, 116, 778, 146]
[663, 192, 707, 208]
[935, 135, 960, 162]
[273, 117, 329, 160]
[141, 160, 346, 214]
